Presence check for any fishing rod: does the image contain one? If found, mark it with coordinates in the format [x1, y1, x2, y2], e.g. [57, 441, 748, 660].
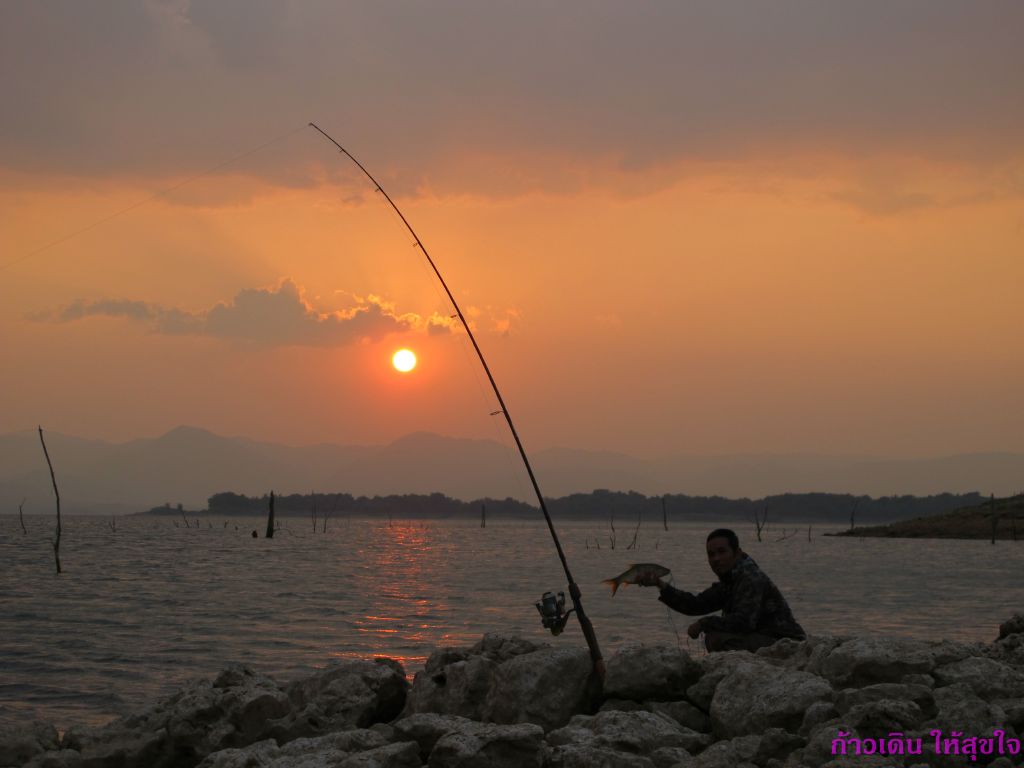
[309, 122, 605, 678]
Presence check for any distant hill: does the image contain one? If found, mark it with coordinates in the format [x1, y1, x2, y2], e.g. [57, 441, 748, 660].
[831, 494, 1024, 539]
[1, 426, 1021, 514]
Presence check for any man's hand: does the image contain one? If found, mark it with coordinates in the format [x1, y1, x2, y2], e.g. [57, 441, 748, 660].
[637, 574, 664, 588]
[687, 621, 703, 639]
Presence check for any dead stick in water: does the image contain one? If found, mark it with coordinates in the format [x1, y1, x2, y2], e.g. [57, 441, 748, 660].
[37, 427, 62, 574]
[266, 491, 276, 539]
[19, 497, 27, 535]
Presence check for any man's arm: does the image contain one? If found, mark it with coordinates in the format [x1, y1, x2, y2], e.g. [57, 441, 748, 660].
[657, 582, 724, 616]
[699, 571, 765, 633]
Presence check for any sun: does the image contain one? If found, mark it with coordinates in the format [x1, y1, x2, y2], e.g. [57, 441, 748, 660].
[392, 348, 417, 373]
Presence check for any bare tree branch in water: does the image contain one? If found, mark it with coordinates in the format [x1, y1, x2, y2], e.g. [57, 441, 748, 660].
[19, 497, 27, 535]
[775, 527, 797, 542]
[37, 427, 61, 574]
[754, 505, 768, 542]
[991, 494, 998, 545]
[266, 491, 276, 539]
[626, 510, 641, 550]
[324, 494, 339, 534]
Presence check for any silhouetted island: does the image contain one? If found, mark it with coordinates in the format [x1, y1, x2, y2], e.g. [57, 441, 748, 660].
[830, 493, 1024, 539]
[139, 489, 984, 527]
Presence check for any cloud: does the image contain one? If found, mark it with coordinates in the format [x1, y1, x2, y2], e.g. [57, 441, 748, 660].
[35, 279, 463, 347]
[2, 2, 1022, 198]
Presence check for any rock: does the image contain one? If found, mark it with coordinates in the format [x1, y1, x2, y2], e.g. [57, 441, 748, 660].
[598, 699, 644, 713]
[645, 701, 710, 733]
[709, 661, 834, 738]
[61, 664, 292, 768]
[999, 615, 1024, 640]
[603, 645, 702, 702]
[753, 728, 805, 764]
[799, 701, 839, 737]
[816, 757, 895, 768]
[819, 638, 939, 687]
[393, 713, 474, 762]
[778, 636, 846, 676]
[996, 698, 1024, 733]
[405, 638, 598, 733]
[689, 734, 759, 768]
[844, 699, 925, 736]
[754, 637, 806, 664]
[901, 673, 935, 688]
[673, 728, 715, 755]
[194, 739, 281, 767]
[546, 710, 697, 767]
[469, 634, 543, 663]
[428, 722, 544, 768]
[196, 729, 393, 768]
[986, 631, 1024, 670]
[0, 720, 60, 767]
[835, 683, 936, 718]
[276, 658, 409, 740]
[482, 646, 598, 731]
[405, 635, 546, 723]
[791, 720, 854, 767]
[819, 638, 978, 692]
[929, 683, 1009, 737]
[933, 656, 1024, 699]
[406, 655, 497, 721]
[686, 652, 773, 712]
[24, 749, 87, 768]
[650, 746, 693, 767]
[544, 743, 657, 768]
[50, 661, 408, 768]
[337, 741, 422, 768]
[599, 699, 711, 735]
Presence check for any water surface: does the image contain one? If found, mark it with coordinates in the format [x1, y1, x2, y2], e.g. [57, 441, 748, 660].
[2, 514, 1021, 730]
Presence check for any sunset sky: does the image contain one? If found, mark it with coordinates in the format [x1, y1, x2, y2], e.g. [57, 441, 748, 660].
[1, 1, 1022, 461]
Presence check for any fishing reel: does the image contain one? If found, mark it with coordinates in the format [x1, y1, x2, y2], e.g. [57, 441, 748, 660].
[535, 590, 575, 636]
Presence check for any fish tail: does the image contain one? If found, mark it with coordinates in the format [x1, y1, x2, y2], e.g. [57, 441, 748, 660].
[602, 578, 620, 596]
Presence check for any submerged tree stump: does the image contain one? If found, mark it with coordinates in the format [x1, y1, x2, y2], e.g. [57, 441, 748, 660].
[37, 427, 61, 574]
[266, 491, 275, 539]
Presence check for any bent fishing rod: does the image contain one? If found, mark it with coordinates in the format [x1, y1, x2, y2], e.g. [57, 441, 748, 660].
[309, 122, 605, 677]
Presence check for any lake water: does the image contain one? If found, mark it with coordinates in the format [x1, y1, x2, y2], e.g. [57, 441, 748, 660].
[2, 514, 1022, 731]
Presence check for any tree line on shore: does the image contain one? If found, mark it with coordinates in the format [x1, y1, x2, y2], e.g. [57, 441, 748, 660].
[143, 489, 985, 526]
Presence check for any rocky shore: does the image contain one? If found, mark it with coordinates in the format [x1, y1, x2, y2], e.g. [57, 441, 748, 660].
[4, 616, 1024, 768]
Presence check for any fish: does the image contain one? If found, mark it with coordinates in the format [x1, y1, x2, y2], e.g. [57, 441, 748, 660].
[602, 563, 671, 596]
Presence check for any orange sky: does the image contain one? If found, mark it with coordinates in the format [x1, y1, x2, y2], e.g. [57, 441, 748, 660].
[1, 2, 1022, 460]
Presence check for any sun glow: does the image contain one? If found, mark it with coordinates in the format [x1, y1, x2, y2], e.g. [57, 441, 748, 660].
[392, 348, 417, 373]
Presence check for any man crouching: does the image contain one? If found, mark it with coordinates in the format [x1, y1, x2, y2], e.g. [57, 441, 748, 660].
[640, 528, 806, 652]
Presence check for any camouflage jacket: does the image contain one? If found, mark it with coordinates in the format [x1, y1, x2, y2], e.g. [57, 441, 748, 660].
[658, 555, 805, 639]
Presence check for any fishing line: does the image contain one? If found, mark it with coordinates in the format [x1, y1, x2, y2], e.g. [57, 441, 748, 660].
[309, 122, 606, 675]
[1, 123, 309, 273]
[662, 573, 685, 653]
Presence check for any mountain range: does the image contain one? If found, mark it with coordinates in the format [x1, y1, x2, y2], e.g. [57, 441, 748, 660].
[2, 426, 1021, 514]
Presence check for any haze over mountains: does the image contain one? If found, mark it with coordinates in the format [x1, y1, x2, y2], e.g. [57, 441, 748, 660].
[2, 426, 1021, 515]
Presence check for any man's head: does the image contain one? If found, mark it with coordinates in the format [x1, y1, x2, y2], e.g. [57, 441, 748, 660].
[706, 528, 742, 577]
